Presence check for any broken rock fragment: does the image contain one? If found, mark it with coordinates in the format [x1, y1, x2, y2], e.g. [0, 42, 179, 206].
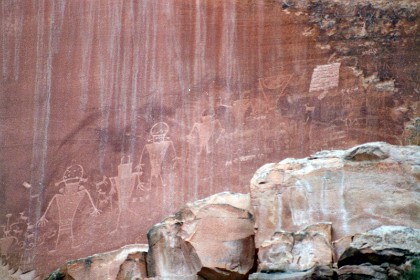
[258, 223, 332, 273]
[147, 192, 255, 280]
[45, 244, 149, 280]
[338, 226, 420, 268]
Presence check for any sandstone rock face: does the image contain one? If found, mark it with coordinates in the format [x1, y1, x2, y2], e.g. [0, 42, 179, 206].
[250, 225, 420, 280]
[47, 244, 148, 280]
[337, 264, 388, 280]
[1, 0, 419, 275]
[338, 226, 420, 267]
[250, 142, 420, 249]
[249, 266, 336, 280]
[258, 223, 332, 273]
[0, 261, 38, 280]
[147, 192, 255, 280]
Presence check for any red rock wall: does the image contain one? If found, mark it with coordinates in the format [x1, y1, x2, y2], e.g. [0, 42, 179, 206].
[0, 0, 418, 276]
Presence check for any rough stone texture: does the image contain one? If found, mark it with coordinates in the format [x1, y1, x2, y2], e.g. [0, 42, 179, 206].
[258, 223, 332, 272]
[0, 0, 419, 276]
[337, 264, 387, 280]
[332, 236, 353, 264]
[0, 260, 39, 280]
[336, 261, 419, 280]
[116, 251, 148, 280]
[250, 266, 336, 280]
[250, 142, 420, 249]
[47, 244, 148, 280]
[337, 226, 420, 267]
[147, 192, 255, 280]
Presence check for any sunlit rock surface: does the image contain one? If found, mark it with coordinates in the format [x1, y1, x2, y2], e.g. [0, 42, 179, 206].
[147, 192, 255, 280]
[46, 244, 148, 280]
[258, 223, 332, 273]
[0, 0, 419, 276]
[251, 142, 420, 248]
[0, 260, 38, 280]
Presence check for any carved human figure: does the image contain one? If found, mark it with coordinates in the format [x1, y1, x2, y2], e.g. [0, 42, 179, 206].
[37, 164, 100, 250]
[187, 112, 225, 155]
[136, 122, 178, 189]
[0, 213, 18, 259]
[109, 156, 142, 229]
[231, 99, 252, 129]
[95, 175, 116, 211]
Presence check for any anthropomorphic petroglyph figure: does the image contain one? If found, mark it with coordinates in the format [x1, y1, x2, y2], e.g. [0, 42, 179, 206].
[37, 164, 100, 250]
[0, 213, 19, 259]
[95, 176, 116, 211]
[187, 112, 225, 155]
[231, 99, 252, 129]
[136, 122, 178, 189]
[109, 156, 142, 229]
[304, 103, 315, 122]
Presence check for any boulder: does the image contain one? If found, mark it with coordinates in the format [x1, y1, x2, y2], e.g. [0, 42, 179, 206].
[250, 142, 420, 248]
[46, 244, 148, 280]
[116, 251, 148, 280]
[337, 226, 420, 267]
[258, 223, 332, 272]
[147, 192, 255, 280]
[337, 264, 387, 280]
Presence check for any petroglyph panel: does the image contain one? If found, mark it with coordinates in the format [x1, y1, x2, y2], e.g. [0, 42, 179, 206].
[309, 63, 341, 92]
[0, 0, 418, 277]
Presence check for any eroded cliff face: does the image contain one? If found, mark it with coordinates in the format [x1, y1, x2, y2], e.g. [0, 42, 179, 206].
[0, 0, 418, 276]
[44, 142, 420, 280]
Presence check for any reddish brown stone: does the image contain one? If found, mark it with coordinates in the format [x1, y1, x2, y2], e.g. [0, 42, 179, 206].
[147, 192, 255, 280]
[0, 0, 418, 277]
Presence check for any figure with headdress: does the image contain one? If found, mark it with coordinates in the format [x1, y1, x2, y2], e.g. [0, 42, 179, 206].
[136, 122, 178, 190]
[37, 164, 100, 250]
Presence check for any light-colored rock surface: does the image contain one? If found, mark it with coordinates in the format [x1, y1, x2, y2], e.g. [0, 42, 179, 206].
[258, 223, 332, 272]
[249, 266, 335, 280]
[147, 192, 255, 280]
[250, 142, 420, 248]
[332, 236, 353, 264]
[0, 261, 39, 280]
[116, 251, 148, 280]
[338, 226, 420, 267]
[48, 244, 148, 280]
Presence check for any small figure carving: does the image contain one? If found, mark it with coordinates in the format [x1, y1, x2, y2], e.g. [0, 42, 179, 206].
[231, 99, 252, 128]
[95, 176, 116, 211]
[187, 111, 225, 155]
[37, 164, 100, 250]
[109, 156, 143, 229]
[0, 213, 18, 259]
[304, 103, 315, 122]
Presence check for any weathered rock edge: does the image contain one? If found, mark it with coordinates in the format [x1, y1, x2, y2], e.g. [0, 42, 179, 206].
[251, 142, 419, 248]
